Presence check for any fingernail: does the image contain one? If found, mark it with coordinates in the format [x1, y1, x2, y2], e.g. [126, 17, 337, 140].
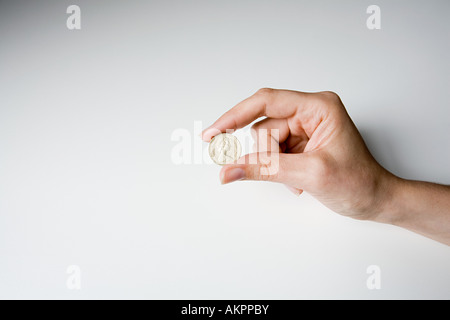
[221, 168, 246, 185]
[202, 127, 219, 142]
[286, 186, 302, 196]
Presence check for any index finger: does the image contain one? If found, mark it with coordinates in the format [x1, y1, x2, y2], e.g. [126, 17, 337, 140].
[201, 88, 311, 142]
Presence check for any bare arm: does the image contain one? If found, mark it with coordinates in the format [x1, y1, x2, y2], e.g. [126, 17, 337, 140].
[378, 178, 450, 245]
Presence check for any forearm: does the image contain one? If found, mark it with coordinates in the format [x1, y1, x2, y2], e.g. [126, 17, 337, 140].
[376, 177, 450, 246]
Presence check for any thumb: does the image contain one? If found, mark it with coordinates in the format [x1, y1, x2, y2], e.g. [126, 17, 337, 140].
[219, 152, 307, 186]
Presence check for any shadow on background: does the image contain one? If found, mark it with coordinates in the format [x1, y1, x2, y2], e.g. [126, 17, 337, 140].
[360, 127, 409, 179]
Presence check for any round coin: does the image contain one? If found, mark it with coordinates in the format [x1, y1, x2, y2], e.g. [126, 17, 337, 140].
[208, 133, 242, 166]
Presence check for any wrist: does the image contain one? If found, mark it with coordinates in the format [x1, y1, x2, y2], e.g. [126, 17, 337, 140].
[370, 171, 406, 225]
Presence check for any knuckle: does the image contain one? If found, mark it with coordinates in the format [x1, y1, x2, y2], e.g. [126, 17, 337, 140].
[316, 91, 341, 106]
[315, 91, 345, 114]
[320, 91, 340, 101]
[255, 87, 274, 97]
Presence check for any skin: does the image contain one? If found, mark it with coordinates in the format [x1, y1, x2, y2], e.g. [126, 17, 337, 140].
[201, 88, 450, 246]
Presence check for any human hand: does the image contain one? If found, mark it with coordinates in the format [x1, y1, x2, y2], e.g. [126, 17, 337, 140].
[202, 89, 396, 221]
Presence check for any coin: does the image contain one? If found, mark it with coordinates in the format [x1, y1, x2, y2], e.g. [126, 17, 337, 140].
[208, 133, 242, 166]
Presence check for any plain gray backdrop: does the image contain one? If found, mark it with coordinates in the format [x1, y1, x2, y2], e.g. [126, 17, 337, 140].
[0, 0, 449, 299]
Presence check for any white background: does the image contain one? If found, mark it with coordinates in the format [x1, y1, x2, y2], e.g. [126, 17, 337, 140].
[0, 0, 449, 299]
